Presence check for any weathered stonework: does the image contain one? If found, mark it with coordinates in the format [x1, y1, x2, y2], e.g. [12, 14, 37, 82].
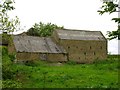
[52, 29, 107, 63]
[10, 36, 67, 62]
[8, 29, 107, 63]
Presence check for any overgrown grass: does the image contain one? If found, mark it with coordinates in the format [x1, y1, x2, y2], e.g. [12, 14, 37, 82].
[1, 46, 22, 88]
[9, 58, 119, 88]
[1, 46, 119, 88]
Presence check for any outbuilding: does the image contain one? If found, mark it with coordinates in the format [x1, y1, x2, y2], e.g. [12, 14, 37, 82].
[9, 36, 67, 62]
[52, 29, 107, 63]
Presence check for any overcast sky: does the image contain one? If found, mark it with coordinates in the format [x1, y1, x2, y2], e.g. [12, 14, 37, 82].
[10, 0, 119, 54]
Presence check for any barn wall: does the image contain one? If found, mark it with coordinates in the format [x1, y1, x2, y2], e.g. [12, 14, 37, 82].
[40, 53, 47, 60]
[47, 53, 68, 62]
[51, 30, 60, 44]
[8, 42, 16, 54]
[58, 39, 107, 63]
[16, 52, 68, 62]
[16, 52, 40, 61]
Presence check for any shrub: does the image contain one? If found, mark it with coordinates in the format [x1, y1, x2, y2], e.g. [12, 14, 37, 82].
[27, 22, 64, 37]
[1, 46, 16, 80]
[1, 46, 8, 55]
[9, 53, 16, 62]
[24, 60, 47, 67]
[24, 60, 35, 66]
[2, 80, 22, 88]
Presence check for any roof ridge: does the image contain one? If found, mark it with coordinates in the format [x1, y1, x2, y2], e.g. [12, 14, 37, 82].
[55, 29, 106, 40]
[59, 29, 101, 32]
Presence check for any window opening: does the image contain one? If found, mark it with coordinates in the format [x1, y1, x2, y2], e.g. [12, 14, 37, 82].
[84, 52, 86, 55]
[90, 46, 92, 49]
[68, 46, 70, 49]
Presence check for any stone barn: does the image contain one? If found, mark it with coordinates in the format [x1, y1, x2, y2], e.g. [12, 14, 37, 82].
[9, 36, 67, 62]
[52, 29, 107, 63]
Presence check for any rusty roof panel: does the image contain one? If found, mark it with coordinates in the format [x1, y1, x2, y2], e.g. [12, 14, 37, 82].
[13, 36, 66, 53]
[56, 29, 106, 40]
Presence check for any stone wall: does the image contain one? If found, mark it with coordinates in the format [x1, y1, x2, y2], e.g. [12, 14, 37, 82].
[59, 39, 107, 63]
[16, 52, 40, 61]
[47, 53, 68, 62]
[16, 52, 68, 62]
[51, 30, 59, 44]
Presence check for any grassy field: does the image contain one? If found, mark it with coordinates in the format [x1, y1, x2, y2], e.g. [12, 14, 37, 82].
[1, 46, 119, 88]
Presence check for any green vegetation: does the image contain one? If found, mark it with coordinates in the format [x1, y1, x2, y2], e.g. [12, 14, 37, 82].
[98, 1, 119, 40]
[27, 22, 64, 37]
[1, 46, 119, 88]
[1, 46, 22, 88]
[0, 0, 20, 33]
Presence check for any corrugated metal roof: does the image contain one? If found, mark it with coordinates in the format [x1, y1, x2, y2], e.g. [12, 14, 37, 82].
[13, 36, 66, 53]
[55, 29, 106, 40]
